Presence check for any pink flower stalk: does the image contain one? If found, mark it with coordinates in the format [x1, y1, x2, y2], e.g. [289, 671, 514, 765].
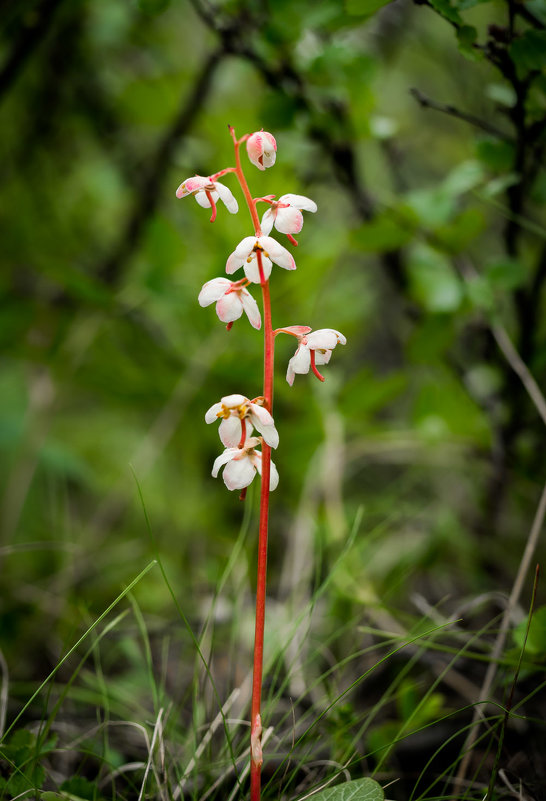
[212, 437, 279, 491]
[286, 328, 347, 386]
[246, 131, 277, 171]
[175, 175, 238, 221]
[260, 194, 317, 236]
[198, 277, 261, 329]
[205, 394, 279, 448]
[226, 236, 295, 283]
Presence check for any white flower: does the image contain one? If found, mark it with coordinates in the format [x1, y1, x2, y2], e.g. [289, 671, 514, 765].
[212, 437, 279, 491]
[260, 194, 317, 236]
[198, 278, 261, 329]
[205, 394, 279, 448]
[246, 131, 277, 171]
[286, 328, 347, 386]
[175, 175, 238, 220]
[226, 236, 295, 284]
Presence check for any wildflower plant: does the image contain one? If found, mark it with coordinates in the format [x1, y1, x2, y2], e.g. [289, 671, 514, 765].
[176, 127, 346, 801]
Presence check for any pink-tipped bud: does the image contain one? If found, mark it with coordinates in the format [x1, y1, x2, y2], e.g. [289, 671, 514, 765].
[246, 131, 277, 171]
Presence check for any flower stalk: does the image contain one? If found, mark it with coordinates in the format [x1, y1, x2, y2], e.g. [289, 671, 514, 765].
[176, 126, 345, 801]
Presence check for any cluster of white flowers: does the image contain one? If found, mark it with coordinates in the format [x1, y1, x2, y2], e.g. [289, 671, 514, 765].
[176, 130, 346, 492]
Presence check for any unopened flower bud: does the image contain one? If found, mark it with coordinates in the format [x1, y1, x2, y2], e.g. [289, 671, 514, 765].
[246, 131, 277, 171]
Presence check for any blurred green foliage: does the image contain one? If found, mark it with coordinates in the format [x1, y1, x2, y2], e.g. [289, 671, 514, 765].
[0, 0, 545, 796]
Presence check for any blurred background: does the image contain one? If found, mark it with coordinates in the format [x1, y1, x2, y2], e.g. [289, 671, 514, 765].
[0, 0, 545, 797]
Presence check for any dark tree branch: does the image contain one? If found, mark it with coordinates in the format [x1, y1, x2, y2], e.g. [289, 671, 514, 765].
[0, 0, 65, 107]
[410, 87, 513, 142]
[97, 48, 225, 286]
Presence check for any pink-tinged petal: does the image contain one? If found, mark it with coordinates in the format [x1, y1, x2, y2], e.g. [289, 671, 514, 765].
[176, 175, 208, 198]
[307, 329, 345, 350]
[279, 193, 317, 213]
[249, 404, 274, 427]
[194, 190, 214, 209]
[240, 289, 261, 330]
[219, 416, 244, 448]
[222, 393, 248, 407]
[205, 402, 223, 424]
[252, 452, 279, 490]
[244, 254, 272, 284]
[222, 455, 257, 490]
[259, 236, 295, 270]
[184, 176, 209, 194]
[260, 208, 275, 236]
[274, 207, 303, 235]
[290, 343, 311, 374]
[198, 278, 232, 307]
[247, 131, 277, 171]
[314, 349, 332, 366]
[216, 293, 243, 323]
[214, 181, 238, 214]
[212, 448, 240, 477]
[277, 325, 313, 337]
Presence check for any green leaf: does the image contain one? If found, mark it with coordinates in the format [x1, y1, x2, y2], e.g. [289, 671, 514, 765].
[475, 138, 514, 172]
[442, 160, 485, 196]
[485, 258, 526, 290]
[428, 0, 462, 23]
[408, 243, 463, 312]
[434, 207, 485, 253]
[509, 31, 546, 76]
[302, 777, 384, 801]
[456, 0, 493, 8]
[353, 212, 416, 252]
[60, 777, 103, 801]
[345, 0, 394, 17]
[457, 26, 482, 62]
[513, 606, 546, 656]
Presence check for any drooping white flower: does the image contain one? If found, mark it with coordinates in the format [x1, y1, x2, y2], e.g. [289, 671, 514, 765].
[226, 236, 295, 283]
[286, 329, 347, 386]
[175, 175, 238, 220]
[212, 437, 279, 491]
[246, 131, 277, 171]
[260, 194, 317, 236]
[198, 278, 261, 329]
[205, 394, 278, 448]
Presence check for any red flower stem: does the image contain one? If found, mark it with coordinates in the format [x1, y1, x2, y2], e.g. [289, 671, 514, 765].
[310, 350, 325, 382]
[230, 128, 274, 801]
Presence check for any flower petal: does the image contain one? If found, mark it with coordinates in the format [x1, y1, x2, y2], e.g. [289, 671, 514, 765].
[195, 190, 219, 209]
[219, 416, 245, 448]
[216, 293, 243, 323]
[214, 181, 239, 214]
[249, 404, 274, 426]
[176, 175, 208, 198]
[244, 254, 272, 284]
[205, 402, 223, 424]
[314, 349, 332, 366]
[212, 448, 240, 477]
[307, 329, 345, 350]
[291, 343, 311, 374]
[274, 207, 303, 235]
[279, 193, 317, 213]
[240, 289, 262, 330]
[260, 208, 275, 236]
[198, 278, 232, 307]
[222, 456, 257, 490]
[259, 236, 296, 270]
[253, 452, 279, 490]
[226, 236, 257, 274]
